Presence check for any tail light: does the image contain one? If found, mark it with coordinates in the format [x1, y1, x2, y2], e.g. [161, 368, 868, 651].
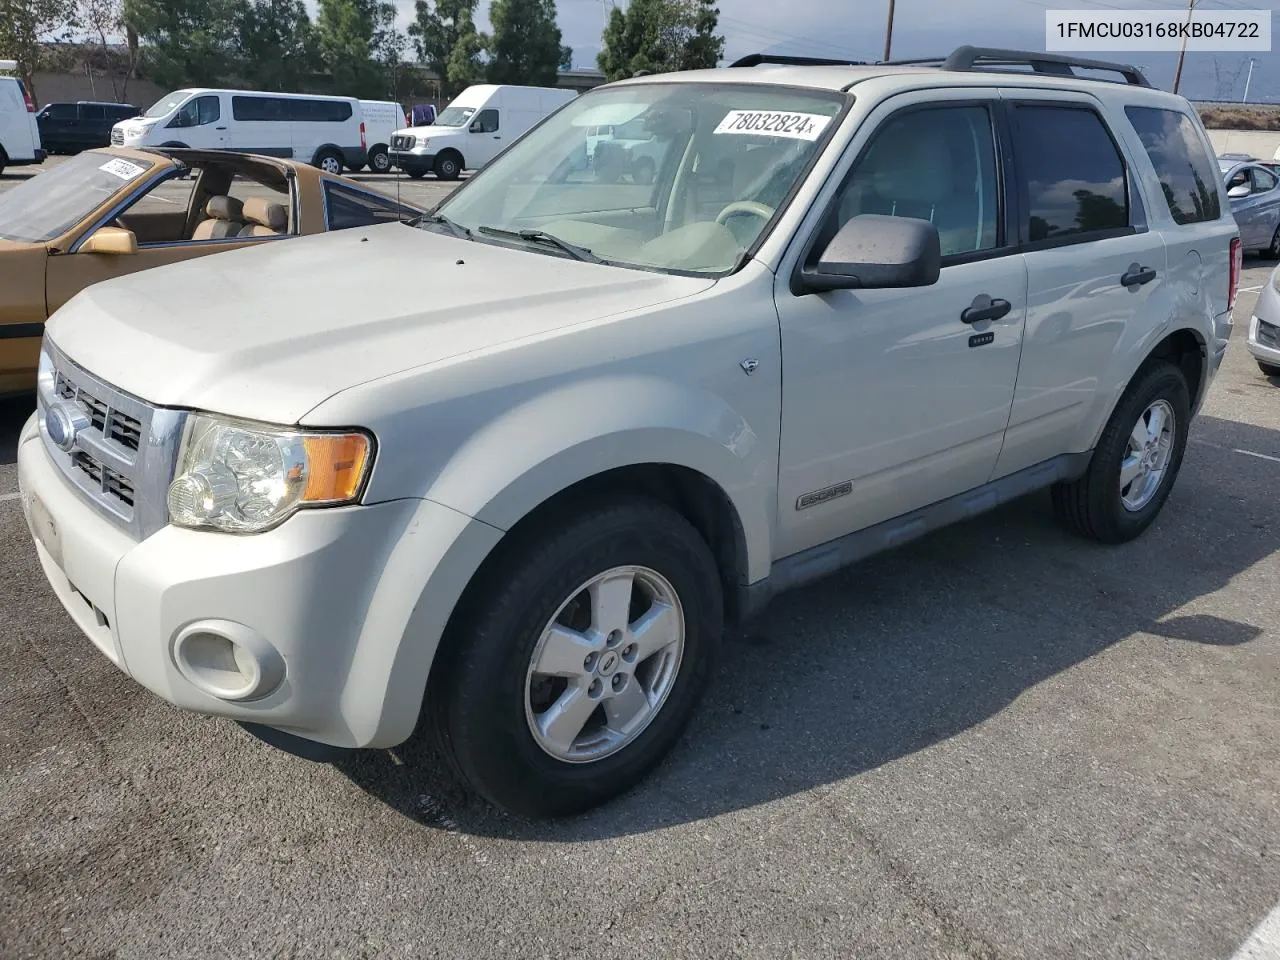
[1229, 237, 1242, 311]
[18, 80, 34, 112]
[360, 121, 367, 150]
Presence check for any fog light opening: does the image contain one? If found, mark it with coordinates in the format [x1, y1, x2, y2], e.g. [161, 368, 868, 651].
[172, 621, 284, 702]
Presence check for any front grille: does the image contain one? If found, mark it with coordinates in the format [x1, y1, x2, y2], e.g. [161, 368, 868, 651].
[110, 129, 123, 145]
[1258, 319, 1279, 349]
[391, 134, 414, 150]
[38, 341, 187, 540]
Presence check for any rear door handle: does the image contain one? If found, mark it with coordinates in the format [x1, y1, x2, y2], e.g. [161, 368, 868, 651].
[961, 294, 1012, 325]
[1121, 264, 1157, 287]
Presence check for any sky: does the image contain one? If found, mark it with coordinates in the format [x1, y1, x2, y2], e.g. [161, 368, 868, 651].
[304, 0, 1280, 102]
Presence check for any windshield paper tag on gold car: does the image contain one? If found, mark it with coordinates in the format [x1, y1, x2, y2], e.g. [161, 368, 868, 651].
[713, 111, 832, 141]
[98, 158, 146, 180]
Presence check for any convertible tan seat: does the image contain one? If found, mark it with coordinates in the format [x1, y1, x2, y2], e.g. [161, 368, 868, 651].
[193, 196, 246, 240]
[237, 198, 289, 238]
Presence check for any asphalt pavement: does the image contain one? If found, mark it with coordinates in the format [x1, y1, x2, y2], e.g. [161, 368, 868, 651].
[1, 158, 1279, 960]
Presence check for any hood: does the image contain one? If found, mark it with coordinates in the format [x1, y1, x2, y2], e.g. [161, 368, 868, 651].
[46, 222, 713, 424]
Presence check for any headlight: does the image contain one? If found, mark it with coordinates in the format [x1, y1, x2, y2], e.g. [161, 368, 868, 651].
[37, 348, 54, 394]
[167, 414, 374, 534]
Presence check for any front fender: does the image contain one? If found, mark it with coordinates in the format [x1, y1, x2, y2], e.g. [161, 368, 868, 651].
[422, 375, 775, 582]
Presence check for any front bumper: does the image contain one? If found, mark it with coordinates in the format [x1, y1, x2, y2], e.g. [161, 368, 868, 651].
[17, 412, 497, 750]
[389, 149, 436, 174]
[1246, 278, 1280, 366]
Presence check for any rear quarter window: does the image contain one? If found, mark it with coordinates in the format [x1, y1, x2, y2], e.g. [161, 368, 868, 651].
[1124, 105, 1222, 225]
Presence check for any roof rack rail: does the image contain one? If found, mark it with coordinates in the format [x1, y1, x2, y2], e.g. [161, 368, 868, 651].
[730, 53, 868, 69]
[889, 45, 1152, 87]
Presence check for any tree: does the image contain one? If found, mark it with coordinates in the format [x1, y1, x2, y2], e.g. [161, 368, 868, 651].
[0, 0, 78, 104]
[408, 0, 484, 101]
[487, 0, 563, 87]
[233, 0, 317, 92]
[71, 0, 141, 101]
[124, 0, 239, 90]
[596, 0, 723, 82]
[370, 1, 408, 101]
[315, 0, 386, 98]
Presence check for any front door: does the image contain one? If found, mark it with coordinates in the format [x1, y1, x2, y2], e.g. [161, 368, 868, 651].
[775, 93, 1028, 558]
[468, 108, 502, 168]
[168, 94, 227, 150]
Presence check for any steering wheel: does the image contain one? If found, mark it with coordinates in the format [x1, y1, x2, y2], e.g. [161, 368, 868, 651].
[715, 201, 775, 226]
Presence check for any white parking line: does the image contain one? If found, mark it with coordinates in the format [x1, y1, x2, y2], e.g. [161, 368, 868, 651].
[0, 492, 20, 502]
[1238, 284, 1263, 294]
[1230, 901, 1280, 959]
[1190, 439, 1280, 464]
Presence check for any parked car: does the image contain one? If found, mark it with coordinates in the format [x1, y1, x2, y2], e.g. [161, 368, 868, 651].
[1247, 264, 1280, 378]
[0, 146, 420, 396]
[591, 116, 674, 184]
[110, 89, 367, 174]
[17, 47, 1238, 818]
[389, 84, 578, 180]
[1220, 156, 1280, 257]
[37, 101, 138, 153]
[359, 99, 408, 173]
[0, 61, 44, 176]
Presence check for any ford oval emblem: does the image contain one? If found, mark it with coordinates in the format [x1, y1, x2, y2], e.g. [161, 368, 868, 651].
[45, 402, 88, 453]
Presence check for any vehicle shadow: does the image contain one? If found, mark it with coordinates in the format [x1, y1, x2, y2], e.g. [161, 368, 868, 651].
[0, 393, 36, 467]
[336, 414, 1277, 839]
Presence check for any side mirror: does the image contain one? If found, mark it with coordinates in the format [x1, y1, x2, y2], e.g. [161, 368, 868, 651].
[80, 226, 138, 256]
[796, 214, 941, 294]
[469, 121, 482, 133]
[1228, 184, 1251, 199]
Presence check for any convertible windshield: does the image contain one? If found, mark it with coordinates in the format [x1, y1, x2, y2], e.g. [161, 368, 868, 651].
[0, 150, 157, 243]
[432, 83, 845, 275]
[435, 106, 476, 127]
[145, 90, 194, 118]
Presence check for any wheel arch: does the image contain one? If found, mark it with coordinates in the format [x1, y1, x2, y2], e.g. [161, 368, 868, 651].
[310, 143, 344, 166]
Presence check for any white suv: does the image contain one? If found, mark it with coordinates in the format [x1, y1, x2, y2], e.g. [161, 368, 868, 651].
[17, 47, 1240, 817]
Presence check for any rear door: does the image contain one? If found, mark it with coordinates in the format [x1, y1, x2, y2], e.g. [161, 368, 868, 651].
[1248, 164, 1280, 250]
[992, 91, 1169, 478]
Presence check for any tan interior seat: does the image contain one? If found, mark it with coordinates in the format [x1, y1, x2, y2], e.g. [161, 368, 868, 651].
[237, 198, 289, 238]
[193, 196, 246, 240]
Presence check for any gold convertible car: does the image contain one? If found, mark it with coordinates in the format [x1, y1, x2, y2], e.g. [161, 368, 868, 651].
[0, 147, 420, 396]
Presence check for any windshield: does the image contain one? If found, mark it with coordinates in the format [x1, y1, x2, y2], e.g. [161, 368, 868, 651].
[435, 106, 476, 127]
[144, 90, 193, 118]
[433, 83, 845, 276]
[0, 150, 156, 243]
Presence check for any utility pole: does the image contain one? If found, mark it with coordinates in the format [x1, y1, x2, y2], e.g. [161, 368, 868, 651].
[883, 0, 896, 62]
[1243, 57, 1256, 103]
[1172, 0, 1196, 94]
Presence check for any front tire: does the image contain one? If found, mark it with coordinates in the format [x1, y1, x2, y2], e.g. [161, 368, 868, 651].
[430, 498, 723, 818]
[1259, 359, 1280, 379]
[434, 151, 462, 181]
[1052, 361, 1190, 544]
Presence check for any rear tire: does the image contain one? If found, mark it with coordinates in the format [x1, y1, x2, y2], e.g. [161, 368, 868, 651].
[434, 151, 462, 181]
[429, 498, 723, 818]
[1052, 361, 1190, 544]
[1259, 360, 1280, 378]
[632, 156, 655, 185]
[314, 149, 343, 175]
[368, 147, 391, 174]
[406, 168, 427, 180]
[1267, 226, 1280, 260]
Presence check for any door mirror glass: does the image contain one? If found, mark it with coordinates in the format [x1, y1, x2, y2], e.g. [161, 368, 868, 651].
[80, 226, 138, 256]
[1228, 183, 1251, 199]
[799, 214, 940, 293]
[469, 120, 482, 132]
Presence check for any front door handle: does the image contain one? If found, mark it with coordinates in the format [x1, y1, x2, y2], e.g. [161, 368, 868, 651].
[215, 126, 227, 131]
[1121, 263, 1157, 287]
[961, 294, 1012, 325]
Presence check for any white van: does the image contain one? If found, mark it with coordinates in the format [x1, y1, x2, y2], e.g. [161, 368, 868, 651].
[111, 88, 366, 173]
[359, 99, 408, 173]
[388, 84, 577, 180]
[0, 61, 44, 176]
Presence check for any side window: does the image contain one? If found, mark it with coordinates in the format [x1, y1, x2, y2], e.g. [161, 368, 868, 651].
[81, 104, 107, 121]
[1125, 106, 1222, 225]
[45, 103, 76, 120]
[170, 99, 199, 128]
[1251, 166, 1278, 193]
[194, 95, 220, 125]
[472, 109, 499, 133]
[1013, 105, 1130, 243]
[830, 104, 1001, 258]
[324, 183, 413, 230]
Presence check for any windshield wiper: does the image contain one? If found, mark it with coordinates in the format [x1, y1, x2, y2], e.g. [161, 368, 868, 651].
[477, 225, 602, 264]
[418, 213, 472, 240]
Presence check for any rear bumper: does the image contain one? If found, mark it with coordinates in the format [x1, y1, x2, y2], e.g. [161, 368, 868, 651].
[7, 150, 44, 166]
[340, 146, 368, 170]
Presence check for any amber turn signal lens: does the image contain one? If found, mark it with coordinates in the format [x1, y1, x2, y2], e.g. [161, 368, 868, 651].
[301, 433, 372, 504]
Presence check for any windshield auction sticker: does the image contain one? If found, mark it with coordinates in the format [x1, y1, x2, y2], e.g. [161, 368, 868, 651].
[714, 110, 832, 141]
[98, 158, 146, 180]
